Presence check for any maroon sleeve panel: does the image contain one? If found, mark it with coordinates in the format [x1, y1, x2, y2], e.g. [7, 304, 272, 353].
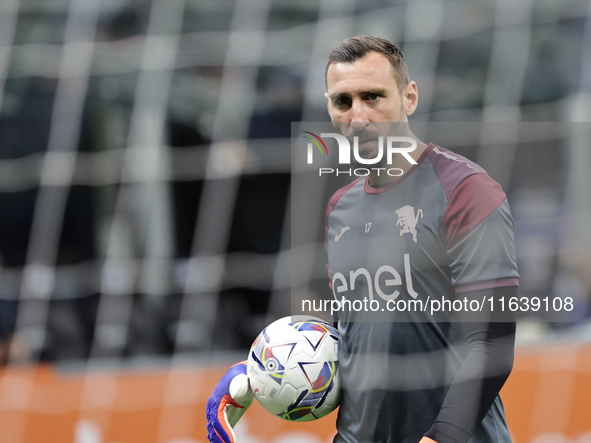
[443, 174, 507, 250]
[455, 278, 519, 294]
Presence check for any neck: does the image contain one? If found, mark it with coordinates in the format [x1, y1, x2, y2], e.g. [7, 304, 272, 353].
[367, 139, 428, 187]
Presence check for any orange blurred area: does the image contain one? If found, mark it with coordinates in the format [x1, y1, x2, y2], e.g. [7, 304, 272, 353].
[502, 344, 591, 443]
[0, 345, 589, 443]
[0, 363, 338, 443]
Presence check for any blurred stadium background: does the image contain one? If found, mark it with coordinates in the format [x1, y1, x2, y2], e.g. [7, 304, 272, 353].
[0, 0, 590, 442]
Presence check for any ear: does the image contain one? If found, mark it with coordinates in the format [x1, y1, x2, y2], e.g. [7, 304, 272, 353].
[324, 92, 333, 119]
[403, 81, 418, 116]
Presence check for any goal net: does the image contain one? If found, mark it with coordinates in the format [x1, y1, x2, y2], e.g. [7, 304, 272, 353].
[0, 0, 590, 442]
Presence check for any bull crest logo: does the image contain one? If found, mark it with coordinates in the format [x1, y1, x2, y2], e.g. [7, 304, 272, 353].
[395, 205, 423, 243]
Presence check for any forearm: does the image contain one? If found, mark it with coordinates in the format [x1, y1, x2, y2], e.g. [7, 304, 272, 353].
[425, 287, 517, 443]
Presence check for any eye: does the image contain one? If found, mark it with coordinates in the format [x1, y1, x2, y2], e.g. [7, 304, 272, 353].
[334, 96, 351, 107]
[367, 93, 381, 101]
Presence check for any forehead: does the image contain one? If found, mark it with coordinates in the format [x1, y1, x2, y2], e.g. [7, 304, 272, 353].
[326, 51, 399, 95]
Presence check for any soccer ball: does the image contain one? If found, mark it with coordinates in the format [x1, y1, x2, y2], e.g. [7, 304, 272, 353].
[247, 316, 341, 422]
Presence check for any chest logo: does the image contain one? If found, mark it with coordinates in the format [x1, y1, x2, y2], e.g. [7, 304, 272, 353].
[335, 226, 350, 242]
[395, 205, 423, 243]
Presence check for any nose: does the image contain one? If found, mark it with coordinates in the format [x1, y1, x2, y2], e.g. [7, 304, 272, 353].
[349, 99, 369, 130]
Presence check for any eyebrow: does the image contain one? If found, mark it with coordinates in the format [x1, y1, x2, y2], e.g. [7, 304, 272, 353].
[328, 88, 388, 101]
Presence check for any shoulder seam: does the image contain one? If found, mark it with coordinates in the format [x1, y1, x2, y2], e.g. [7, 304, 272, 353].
[427, 145, 486, 203]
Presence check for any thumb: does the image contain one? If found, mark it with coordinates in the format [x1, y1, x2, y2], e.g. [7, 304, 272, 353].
[229, 374, 253, 406]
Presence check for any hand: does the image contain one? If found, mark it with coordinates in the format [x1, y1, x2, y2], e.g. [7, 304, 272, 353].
[206, 361, 254, 443]
[419, 437, 438, 443]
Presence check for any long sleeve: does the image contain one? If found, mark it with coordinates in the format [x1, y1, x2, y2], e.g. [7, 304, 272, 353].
[424, 287, 516, 443]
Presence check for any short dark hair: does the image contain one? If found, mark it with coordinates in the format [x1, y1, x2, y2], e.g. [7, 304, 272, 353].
[325, 36, 410, 91]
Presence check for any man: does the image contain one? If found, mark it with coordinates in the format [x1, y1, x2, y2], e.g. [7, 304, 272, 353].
[207, 36, 518, 443]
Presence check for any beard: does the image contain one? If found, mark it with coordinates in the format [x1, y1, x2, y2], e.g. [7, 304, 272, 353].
[350, 127, 383, 161]
[331, 103, 410, 153]
[330, 103, 412, 166]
